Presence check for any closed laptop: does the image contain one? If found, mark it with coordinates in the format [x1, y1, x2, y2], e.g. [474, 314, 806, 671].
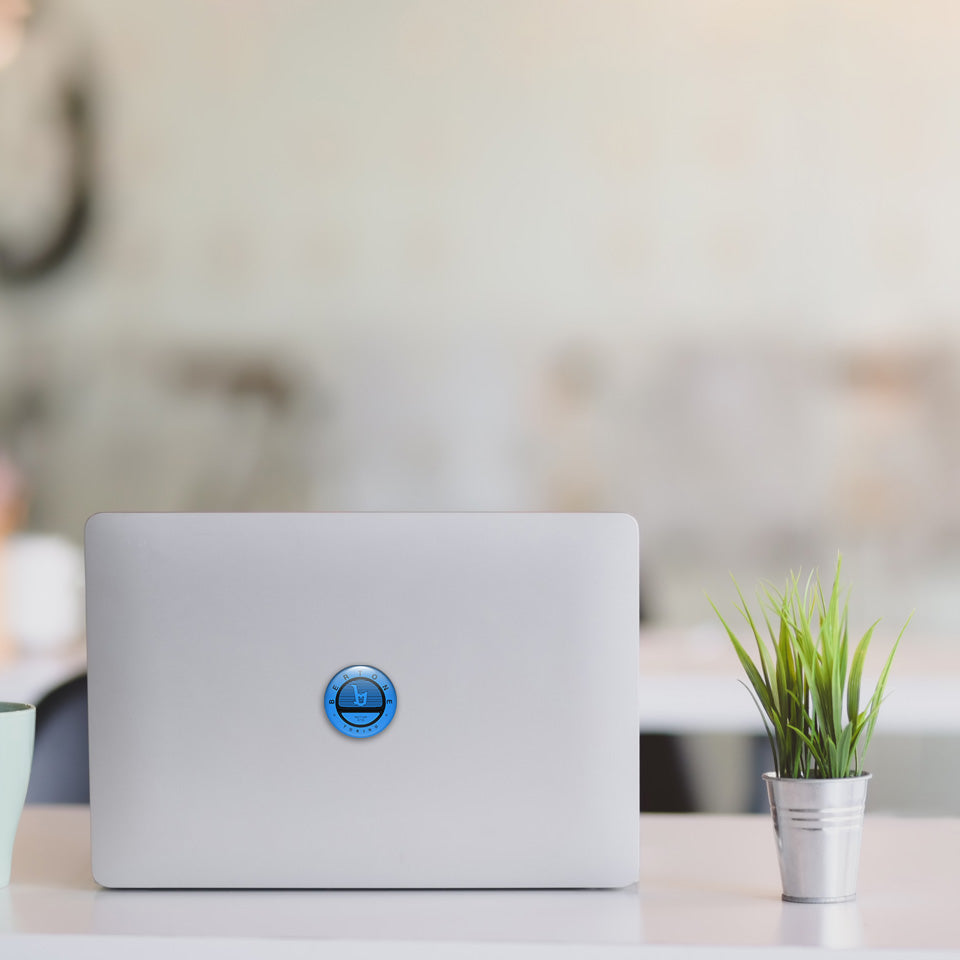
[84, 512, 639, 888]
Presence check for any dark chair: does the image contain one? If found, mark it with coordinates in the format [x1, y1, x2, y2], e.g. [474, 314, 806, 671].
[639, 733, 695, 812]
[25, 672, 89, 804]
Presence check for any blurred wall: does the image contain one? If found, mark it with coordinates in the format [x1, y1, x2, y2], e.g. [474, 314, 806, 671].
[1, 0, 960, 632]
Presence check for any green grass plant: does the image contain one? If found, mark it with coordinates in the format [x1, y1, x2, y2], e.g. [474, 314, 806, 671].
[708, 555, 910, 779]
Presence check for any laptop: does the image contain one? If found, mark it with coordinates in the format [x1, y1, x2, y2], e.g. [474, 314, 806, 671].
[84, 512, 640, 888]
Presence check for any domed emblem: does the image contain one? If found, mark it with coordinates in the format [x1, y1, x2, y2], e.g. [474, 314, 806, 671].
[323, 665, 397, 738]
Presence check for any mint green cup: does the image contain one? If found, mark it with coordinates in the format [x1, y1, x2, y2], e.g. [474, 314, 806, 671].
[0, 703, 35, 887]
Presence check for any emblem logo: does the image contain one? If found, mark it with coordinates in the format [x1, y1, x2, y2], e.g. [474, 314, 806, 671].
[323, 665, 397, 738]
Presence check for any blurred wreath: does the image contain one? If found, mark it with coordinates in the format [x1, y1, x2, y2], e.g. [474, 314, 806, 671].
[0, 0, 94, 284]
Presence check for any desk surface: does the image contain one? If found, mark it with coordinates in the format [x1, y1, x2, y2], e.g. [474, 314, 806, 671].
[2, 807, 958, 957]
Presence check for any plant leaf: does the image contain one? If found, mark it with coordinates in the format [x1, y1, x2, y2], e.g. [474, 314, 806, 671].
[847, 620, 880, 724]
[860, 612, 913, 758]
[709, 563, 909, 780]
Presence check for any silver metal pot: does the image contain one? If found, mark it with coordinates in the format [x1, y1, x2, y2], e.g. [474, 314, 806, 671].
[763, 772, 871, 903]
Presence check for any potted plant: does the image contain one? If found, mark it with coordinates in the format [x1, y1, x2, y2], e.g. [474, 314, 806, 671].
[709, 555, 910, 903]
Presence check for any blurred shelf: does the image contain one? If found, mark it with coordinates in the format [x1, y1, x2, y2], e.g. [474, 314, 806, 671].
[3, 629, 956, 736]
[638, 627, 960, 735]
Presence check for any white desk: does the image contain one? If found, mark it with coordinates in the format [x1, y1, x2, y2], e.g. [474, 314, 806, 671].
[1, 807, 958, 958]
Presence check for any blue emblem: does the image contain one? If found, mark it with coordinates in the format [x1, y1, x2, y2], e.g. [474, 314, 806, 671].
[323, 665, 397, 738]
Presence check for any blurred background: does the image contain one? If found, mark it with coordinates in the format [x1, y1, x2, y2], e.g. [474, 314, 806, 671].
[1, 0, 958, 811]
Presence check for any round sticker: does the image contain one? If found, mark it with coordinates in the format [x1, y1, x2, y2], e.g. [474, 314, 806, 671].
[323, 665, 396, 738]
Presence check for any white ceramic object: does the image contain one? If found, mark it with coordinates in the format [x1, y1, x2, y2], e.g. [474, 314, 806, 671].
[4, 535, 84, 653]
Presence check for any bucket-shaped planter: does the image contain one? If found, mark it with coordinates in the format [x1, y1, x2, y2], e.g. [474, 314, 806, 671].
[763, 772, 871, 903]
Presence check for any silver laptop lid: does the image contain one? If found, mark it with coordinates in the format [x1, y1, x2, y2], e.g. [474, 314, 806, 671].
[85, 513, 639, 888]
